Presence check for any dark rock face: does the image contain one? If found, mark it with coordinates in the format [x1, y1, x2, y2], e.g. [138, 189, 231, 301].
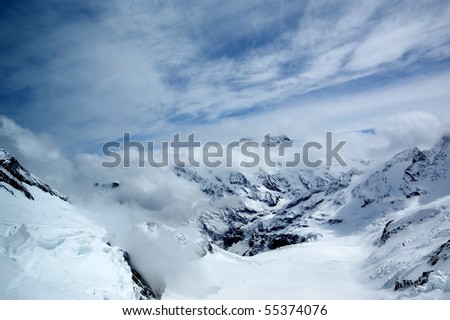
[379, 220, 394, 246]
[229, 172, 250, 186]
[247, 232, 321, 256]
[378, 209, 441, 247]
[267, 234, 300, 250]
[0, 170, 35, 200]
[327, 219, 343, 225]
[0, 148, 68, 201]
[428, 240, 450, 266]
[177, 163, 359, 256]
[122, 250, 165, 300]
[258, 171, 285, 192]
[174, 166, 235, 199]
[223, 226, 245, 249]
[264, 192, 279, 207]
[93, 182, 120, 189]
[325, 169, 359, 196]
[284, 194, 312, 210]
[394, 271, 433, 291]
[111, 182, 120, 188]
[270, 134, 292, 144]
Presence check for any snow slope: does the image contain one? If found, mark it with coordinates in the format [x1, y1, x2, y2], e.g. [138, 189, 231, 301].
[164, 230, 387, 299]
[0, 149, 147, 299]
[0, 186, 139, 299]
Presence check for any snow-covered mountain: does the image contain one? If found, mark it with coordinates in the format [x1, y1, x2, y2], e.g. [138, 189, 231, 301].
[1, 136, 449, 299]
[175, 164, 363, 256]
[338, 136, 450, 297]
[0, 148, 68, 202]
[170, 136, 450, 298]
[0, 148, 157, 299]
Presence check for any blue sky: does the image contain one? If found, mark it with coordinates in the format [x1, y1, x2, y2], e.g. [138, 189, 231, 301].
[1, 0, 450, 155]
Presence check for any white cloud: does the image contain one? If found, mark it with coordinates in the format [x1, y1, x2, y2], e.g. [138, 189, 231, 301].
[0, 116, 59, 159]
[302, 43, 356, 81]
[380, 111, 447, 149]
[0, 115, 208, 291]
[0, 115, 76, 187]
[1, 0, 450, 153]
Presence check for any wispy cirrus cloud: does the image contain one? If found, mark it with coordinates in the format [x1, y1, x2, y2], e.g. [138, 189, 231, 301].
[1, 0, 450, 152]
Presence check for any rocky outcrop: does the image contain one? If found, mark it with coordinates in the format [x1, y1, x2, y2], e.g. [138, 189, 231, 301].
[122, 250, 164, 300]
[181, 162, 356, 256]
[0, 148, 68, 201]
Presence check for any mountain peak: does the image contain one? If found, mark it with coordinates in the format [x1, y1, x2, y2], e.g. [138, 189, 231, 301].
[0, 148, 68, 202]
[238, 134, 292, 145]
[270, 134, 292, 144]
[435, 135, 450, 150]
[0, 147, 12, 161]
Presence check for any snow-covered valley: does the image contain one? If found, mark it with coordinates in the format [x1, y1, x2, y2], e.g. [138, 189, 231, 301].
[165, 231, 383, 299]
[1, 136, 450, 299]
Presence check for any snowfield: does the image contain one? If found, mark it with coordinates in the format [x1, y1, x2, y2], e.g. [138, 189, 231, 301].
[0, 186, 139, 299]
[164, 232, 386, 299]
[163, 197, 450, 300]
